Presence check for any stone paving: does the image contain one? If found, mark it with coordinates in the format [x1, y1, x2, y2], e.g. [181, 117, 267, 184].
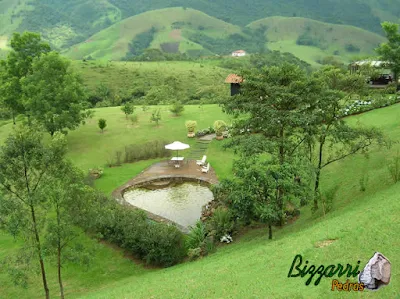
[112, 159, 218, 201]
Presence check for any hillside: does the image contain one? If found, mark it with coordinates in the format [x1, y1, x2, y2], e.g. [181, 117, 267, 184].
[64, 8, 242, 60]
[248, 17, 386, 66]
[1, 0, 400, 48]
[0, 102, 398, 298]
[64, 10, 385, 66]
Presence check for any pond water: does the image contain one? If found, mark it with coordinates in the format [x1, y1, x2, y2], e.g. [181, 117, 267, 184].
[123, 182, 214, 230]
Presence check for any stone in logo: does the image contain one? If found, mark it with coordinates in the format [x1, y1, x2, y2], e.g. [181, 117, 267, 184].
[358, 252, 391, 291]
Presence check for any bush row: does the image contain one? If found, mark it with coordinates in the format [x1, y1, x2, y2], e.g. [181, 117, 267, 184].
[107, 140, 171, 167]
[342, 95, 400, 116]
[84, 193, 187, 267]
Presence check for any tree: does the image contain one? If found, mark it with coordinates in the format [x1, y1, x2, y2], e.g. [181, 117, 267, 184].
[222, 64, 323, 225]
[22, 52, 90, 136]
[42, 162, 92, 299]
[213, 156, 307, 239]
[306, 66, 384, 211]
[376, 22, 400, 85]
[121, 103, 135, 119]
[98, 118, 107, 133]
[0, 125, 67, 299]
[150, 109, 161, 126]
[170, 101, 184, 116]
[0, 32, 51, 124]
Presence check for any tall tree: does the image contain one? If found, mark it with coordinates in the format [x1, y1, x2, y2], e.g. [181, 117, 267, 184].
[22, 52, 89, 135]
[43, 162, 92, 299]
[222, 64, 322, 225]
[308, 66, 384, 211]
[0, 32, 50, 124]
[0, 125, 67, 299]
[376, 22, 400, 85]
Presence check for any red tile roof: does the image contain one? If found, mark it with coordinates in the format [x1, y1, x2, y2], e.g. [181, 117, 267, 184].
[225, 74, 244, 83]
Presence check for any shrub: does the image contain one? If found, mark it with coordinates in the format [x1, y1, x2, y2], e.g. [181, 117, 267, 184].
[213, 120, 227, 136]
[139, 223, 187, 266]
[123, 140, 170, 163]
[88, 167, 103, 179]
[98, 118, 107, 133]
[186, 221, 207, 250]
[387, 151, 400, 183]
[121, 103, 135, 119]
[87, 196, 186, 267]
[170, 101, 184, 116]
[185, 120, 197, 133]
[150, 109, 161, 126]
[321, 185, 339, 215]
[206, 207, 234, 240]
[187, 247, 202, 260]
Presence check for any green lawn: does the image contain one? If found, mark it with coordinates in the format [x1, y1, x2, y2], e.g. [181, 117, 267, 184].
[70, 59, 230, 100]
[0, 104, 399, 298]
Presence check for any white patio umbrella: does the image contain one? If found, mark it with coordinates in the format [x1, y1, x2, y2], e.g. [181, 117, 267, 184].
[165, 141, 190, 158]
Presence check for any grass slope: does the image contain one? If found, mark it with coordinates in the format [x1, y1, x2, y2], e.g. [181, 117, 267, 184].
[0, 104, 399, 298]
[248, 17, 386, 66]
[64, 7, 241, 60]
[70, 59, 230, 101]
[79, 104, 400, 299]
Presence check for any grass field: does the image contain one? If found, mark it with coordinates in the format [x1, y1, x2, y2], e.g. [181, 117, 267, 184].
[248, 17, 385, 66]
[70, 60, 230, 97]
[0, 103, 399, 298]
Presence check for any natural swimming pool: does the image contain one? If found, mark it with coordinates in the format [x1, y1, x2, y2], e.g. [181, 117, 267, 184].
[123, 182, 214, 230]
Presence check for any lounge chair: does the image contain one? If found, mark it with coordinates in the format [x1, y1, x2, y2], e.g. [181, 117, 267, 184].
[196, 155, 207, 166]
[201, 163, 210, 173]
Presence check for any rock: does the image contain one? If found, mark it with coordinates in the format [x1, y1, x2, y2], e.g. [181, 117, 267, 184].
[359, 252, 391, 290]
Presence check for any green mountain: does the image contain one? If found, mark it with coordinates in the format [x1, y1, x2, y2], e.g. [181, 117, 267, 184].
[64, 9, 385, 66]
[64, 8, 242, 60]
[0, 0, 399, 51]
[248, 17, 386, 66]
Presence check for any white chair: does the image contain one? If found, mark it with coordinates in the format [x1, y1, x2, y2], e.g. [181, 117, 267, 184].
[196, 155, 207, 166]
[201, 163, 210, 173]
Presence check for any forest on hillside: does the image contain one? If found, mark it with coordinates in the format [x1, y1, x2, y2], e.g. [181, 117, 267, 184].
[3, 0, 400, 50]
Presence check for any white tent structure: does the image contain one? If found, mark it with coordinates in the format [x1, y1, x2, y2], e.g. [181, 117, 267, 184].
[165, 141, 190, 158]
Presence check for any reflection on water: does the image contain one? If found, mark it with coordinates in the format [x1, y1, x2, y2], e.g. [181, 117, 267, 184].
[123, 183, 214, 229]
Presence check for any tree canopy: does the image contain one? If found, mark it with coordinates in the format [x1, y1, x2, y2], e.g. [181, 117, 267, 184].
[22, 51, 89, 135]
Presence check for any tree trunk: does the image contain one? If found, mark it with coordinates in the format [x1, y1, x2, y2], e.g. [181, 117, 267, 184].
[277, 126, 285, 226]
[12, 112, 16, 125]
[30, 205, 50, 299]
[58, 242, 64, 299]
[313, 136, 326, 211]
[268, 223, 272, 239]
[56, 203, 65, 299]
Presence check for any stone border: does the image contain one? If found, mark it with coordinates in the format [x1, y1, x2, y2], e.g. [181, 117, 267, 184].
[112, 174, 218, 233]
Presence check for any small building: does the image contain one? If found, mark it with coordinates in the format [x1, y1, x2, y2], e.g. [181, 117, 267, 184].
[225, 74, 244, 96]
[232, 50, 246, 57]
[349, 60, 392, 74]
